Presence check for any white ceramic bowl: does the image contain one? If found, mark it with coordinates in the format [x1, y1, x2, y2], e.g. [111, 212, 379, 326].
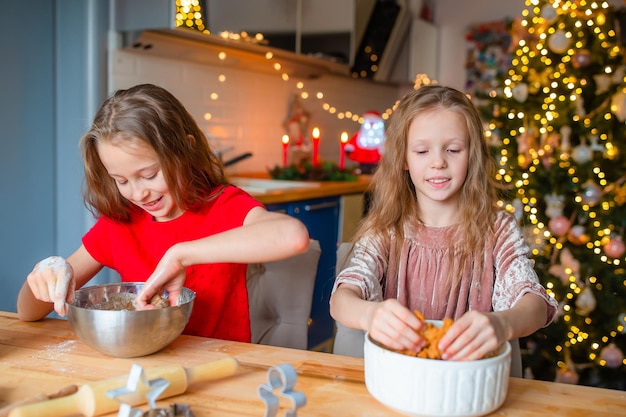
[364, 324, 511, 417]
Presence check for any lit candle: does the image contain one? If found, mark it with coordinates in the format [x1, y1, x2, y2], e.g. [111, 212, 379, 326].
[339, 131, 349, 170]
[312, 127, 320, 167]
[282, 134, 290, 167]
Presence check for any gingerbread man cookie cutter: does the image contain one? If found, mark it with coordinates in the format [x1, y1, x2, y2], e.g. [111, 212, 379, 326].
[258, 363, 306, 417]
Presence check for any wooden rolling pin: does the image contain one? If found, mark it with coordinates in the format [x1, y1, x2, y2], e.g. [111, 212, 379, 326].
[0, 385, 78, 417]
[9, 357, 239, 417]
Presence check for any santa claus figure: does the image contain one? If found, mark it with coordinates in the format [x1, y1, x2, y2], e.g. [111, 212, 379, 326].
[345, 111, 386, 173]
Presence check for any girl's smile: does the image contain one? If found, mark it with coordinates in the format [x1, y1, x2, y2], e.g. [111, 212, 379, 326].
[97, 139, 183, 221]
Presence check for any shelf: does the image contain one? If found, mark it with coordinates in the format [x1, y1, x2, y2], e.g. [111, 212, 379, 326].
[123, 28, 351, 79]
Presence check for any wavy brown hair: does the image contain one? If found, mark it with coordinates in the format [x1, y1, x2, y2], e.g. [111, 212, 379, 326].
[80, 84, 227, 222]
[354, 85, 500, 272]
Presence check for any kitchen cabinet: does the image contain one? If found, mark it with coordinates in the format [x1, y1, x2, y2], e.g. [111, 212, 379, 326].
[266, 196, 340, 351]
[408, 17, 439, 79]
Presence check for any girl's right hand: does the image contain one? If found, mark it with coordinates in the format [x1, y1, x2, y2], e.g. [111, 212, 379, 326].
[367, 299, 425, 352]
[26, 256, 75, 317]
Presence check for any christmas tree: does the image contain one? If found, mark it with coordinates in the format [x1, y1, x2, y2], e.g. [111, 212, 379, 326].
[479, 0, 626, 389]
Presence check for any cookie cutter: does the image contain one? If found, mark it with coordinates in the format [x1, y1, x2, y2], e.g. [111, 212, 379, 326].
[106, 363, 170, 417]
[258, 363, 306, 417]
[140, 404, 195, 417]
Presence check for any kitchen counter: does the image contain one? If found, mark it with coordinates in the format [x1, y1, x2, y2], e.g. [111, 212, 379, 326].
[229, 173, 371, 204]
[1, 311, 625, 416]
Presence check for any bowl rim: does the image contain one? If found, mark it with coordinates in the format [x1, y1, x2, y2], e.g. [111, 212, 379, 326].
[365, 330, 512, 364]
[67, 282, 196, 311]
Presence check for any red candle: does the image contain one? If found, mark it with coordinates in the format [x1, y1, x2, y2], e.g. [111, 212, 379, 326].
[282, 134, 290, 167]
[312, 127, 320, 167]
[339, 131, 349, 170]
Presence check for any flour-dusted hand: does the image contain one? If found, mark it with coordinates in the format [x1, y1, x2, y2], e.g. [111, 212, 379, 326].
[27, 256, 75, 316]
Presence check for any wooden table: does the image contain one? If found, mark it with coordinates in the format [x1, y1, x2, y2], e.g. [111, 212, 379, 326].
[1, 311, 624, 416]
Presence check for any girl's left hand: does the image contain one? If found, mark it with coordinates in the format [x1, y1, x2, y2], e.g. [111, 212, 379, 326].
[136, 249, 186, 310]
[437, 310, 508, 361]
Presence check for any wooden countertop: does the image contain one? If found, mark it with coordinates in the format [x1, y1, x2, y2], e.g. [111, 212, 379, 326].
[229, 173, 372, 204]
[1, 312, 625, 416]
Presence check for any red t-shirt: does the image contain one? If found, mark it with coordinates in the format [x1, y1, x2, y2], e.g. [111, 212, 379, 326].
[82, 185, 263, 342]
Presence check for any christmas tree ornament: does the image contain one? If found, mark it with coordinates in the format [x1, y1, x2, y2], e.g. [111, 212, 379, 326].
[588, 135, 606, 155]
[521, 225, 546, 253]
[574, 94, 586, 117]
[579, 180, 603, 206]
[611, 89, 626, 122]
[572, 50, 591, 68]
[559, 125, 572, 152]
[604, 236, 626, 258]
[516, 128, 538, 169]
[568, 225, 590, 245]
[576, 286, 597, 316]
[524, 367, 535, 379]
[548, 215, 570, 236]
[545, 193, 565, 218]
[540, 4, 558, 22]
[555, 366, 579, 384]
[549, 248, 581, 284]
[512, 83, 529, 102]
[572, 141, 592, 164]
[560, 248, 580, 278]
[599, 343, 624, 368]
[593, 73, 612, 95]
[512, 199, 524, 221]
[548, 29, 570, 54]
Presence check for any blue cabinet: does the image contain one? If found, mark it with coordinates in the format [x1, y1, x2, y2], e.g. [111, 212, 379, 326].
[266, 196, 340, 350]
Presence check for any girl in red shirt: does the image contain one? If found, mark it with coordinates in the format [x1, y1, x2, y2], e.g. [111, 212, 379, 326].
[17, 84, 310, 342]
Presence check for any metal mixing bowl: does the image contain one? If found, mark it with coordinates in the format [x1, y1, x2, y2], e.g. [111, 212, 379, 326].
[66, 282, 195, 358]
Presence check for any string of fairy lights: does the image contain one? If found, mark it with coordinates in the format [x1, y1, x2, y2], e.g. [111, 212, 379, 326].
[174, 0, 435, 128]
[491, 0, 626, 366]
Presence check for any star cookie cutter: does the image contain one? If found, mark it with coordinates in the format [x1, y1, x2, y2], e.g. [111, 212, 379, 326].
[258, 363, 306, 417]
[106, 363, 170, 417]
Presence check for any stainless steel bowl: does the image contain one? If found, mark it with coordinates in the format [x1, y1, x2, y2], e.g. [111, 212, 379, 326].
[66, 282, 195, 358]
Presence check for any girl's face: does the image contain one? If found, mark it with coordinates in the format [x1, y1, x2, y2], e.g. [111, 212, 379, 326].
[405, 108, 469, 224]
[97, 139, 183, 222]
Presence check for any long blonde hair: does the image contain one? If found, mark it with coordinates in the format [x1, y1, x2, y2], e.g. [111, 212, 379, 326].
[354, 85, 500, 269]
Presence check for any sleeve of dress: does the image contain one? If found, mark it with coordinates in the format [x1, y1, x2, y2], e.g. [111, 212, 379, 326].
[492, 212, 558, 325]
[331, 235, 387, 302]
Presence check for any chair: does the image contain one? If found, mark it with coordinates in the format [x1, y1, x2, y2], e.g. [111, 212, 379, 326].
[246, 239, 321, 350]
[331, 242, 523, 377]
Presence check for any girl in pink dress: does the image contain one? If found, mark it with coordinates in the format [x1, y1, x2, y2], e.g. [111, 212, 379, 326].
[330, 85, 557, 361]
[17, 84, 310, 342]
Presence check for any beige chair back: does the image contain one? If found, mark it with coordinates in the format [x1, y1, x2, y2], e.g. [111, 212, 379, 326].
[247, 239, 321, 350]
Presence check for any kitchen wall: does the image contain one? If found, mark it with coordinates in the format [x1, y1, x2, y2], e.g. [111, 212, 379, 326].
[110, 49, 406, 173]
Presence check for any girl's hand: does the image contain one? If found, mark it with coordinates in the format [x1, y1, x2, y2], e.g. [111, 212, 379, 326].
[438, 310, 508, 361]
[367, 299, 425, 353]
[26, 256, 75, 317]
[136, 250, 186, 310]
